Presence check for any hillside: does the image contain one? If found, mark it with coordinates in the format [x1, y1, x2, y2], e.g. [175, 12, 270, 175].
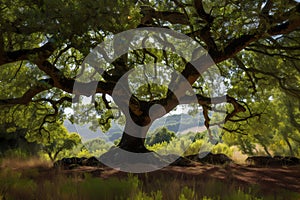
[64, 113, 205, 142]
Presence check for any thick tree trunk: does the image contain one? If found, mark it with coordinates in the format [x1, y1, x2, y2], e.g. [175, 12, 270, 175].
[118, 132, 149, 153]
[117, 120, 151, 153]
[99, 117, 168, 172]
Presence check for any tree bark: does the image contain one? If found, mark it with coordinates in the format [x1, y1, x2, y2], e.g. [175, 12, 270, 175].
[117, 118, 152, 153]
[118, 132, 149, 153]
[284, 137, 294, 157]
[262, 145, 272, 157]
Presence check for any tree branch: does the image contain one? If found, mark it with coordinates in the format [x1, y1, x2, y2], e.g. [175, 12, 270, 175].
[194, 0, 214, 23]
[245, 47, 300, 60]
[261, 0, 273, 16]
[0, 79, 53, 106]
[35, 60, 115, 96]
[179, 94, 246, 130]
[140, 5, 189, 25]
[1, 41, 56, 65]
[213, 3, 300, 63]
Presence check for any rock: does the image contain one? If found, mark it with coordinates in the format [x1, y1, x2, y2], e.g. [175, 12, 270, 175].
[284, 156, 300, 165]
[162, 154, 195, 167]
[201, 152, 232, 164]
[77, 157, 87, 165]
[82, 156, 103, 167]
[246, 156, 300, 167]
[54, 156, 102, 168]
[170, 156, 195, 167]
[272, 156, 300, 166]
[246, 156, 272, 166]
[185, 154, 201, 162]
[186, 152, 232, 165]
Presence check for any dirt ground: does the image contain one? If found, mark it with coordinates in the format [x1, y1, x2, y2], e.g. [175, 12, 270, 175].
[58, 163, 300, 194]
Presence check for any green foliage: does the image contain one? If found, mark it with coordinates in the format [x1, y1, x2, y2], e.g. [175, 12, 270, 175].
[223, 89, 300, 157]
[1, 168, 299, 200]
[221, 188, 263, 200]
[0, 0, 140, 138]
[133, 190, 163, 200]
[179, 186, 197, 200]
[74, 148, 92, 158]
[148, 137, 192, 156]
[0, 0, 300, 157]
[33, 122, 82, 162]
[192, 131, 207, 141]
[0, 123, 40, 158]
[184, 139, 212, 156]
[0, 169, 141, 200]
[146, 127, 176, 146]
[76, 175, 139, 200]
[223, 134, 256, 155]
[0, 0, 139, 45]
[83, 138, 111, 157]
[147, 129, 233, 157]
[211, 143, 234, 157]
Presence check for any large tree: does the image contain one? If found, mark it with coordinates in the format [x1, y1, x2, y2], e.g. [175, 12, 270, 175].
[0, 0, 299, 155]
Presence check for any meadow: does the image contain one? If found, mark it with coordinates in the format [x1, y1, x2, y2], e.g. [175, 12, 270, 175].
[1, 156, 300, 200]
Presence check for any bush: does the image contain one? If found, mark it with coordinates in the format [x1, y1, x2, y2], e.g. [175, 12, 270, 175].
[146, 127, 176, 146]
[148, 137, 192, 156]
[82, 138, 110, 157]
[211, 143, 234, 157]
[184, 139, 212, 156]
[148, 137, 234, 158]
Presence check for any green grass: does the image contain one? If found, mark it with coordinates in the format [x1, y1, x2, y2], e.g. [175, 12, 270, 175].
[0, 166, 299, 200]
[1, 156, 299, 200]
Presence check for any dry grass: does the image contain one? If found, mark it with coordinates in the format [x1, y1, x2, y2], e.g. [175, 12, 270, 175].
[0, 157, 52, 170]
[230, 146, 248, 164]
[1, 157, 300, 200]
[1, 165, 299, 200]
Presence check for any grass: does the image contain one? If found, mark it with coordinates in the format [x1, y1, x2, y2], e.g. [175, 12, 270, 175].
[0, 156, 51, 169]
[0, 157, 300, 200]
[230, 146, 248, 164]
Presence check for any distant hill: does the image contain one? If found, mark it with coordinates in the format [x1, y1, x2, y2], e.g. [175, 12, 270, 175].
[150, 113, 205, 133]
[64, 113, 205, 142]
[64, 120, 122, 142]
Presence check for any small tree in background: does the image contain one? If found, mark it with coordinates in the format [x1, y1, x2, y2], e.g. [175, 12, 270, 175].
[37, 122, 81, 162]
[146, 127, 176, 146]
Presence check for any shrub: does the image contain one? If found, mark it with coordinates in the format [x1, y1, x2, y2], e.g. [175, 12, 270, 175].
[184, 139, 212, 156]
[211, 143, 234, 157]
[146, 127, 176, 146]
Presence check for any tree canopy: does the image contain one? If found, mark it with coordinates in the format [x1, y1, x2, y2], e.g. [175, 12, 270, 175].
[0, 0, 299, 155]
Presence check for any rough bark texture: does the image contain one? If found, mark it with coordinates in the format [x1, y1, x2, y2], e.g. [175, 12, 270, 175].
[118, 132, 149, 153]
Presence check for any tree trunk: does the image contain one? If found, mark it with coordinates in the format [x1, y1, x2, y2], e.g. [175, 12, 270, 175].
[118, 132, 149, 153]
[284, 137, 294, 157]
[117, 120, 151, 153]
[262, 144, 272, 157]
[47, 152, 55, 162]
[99, 116, 168, 172]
